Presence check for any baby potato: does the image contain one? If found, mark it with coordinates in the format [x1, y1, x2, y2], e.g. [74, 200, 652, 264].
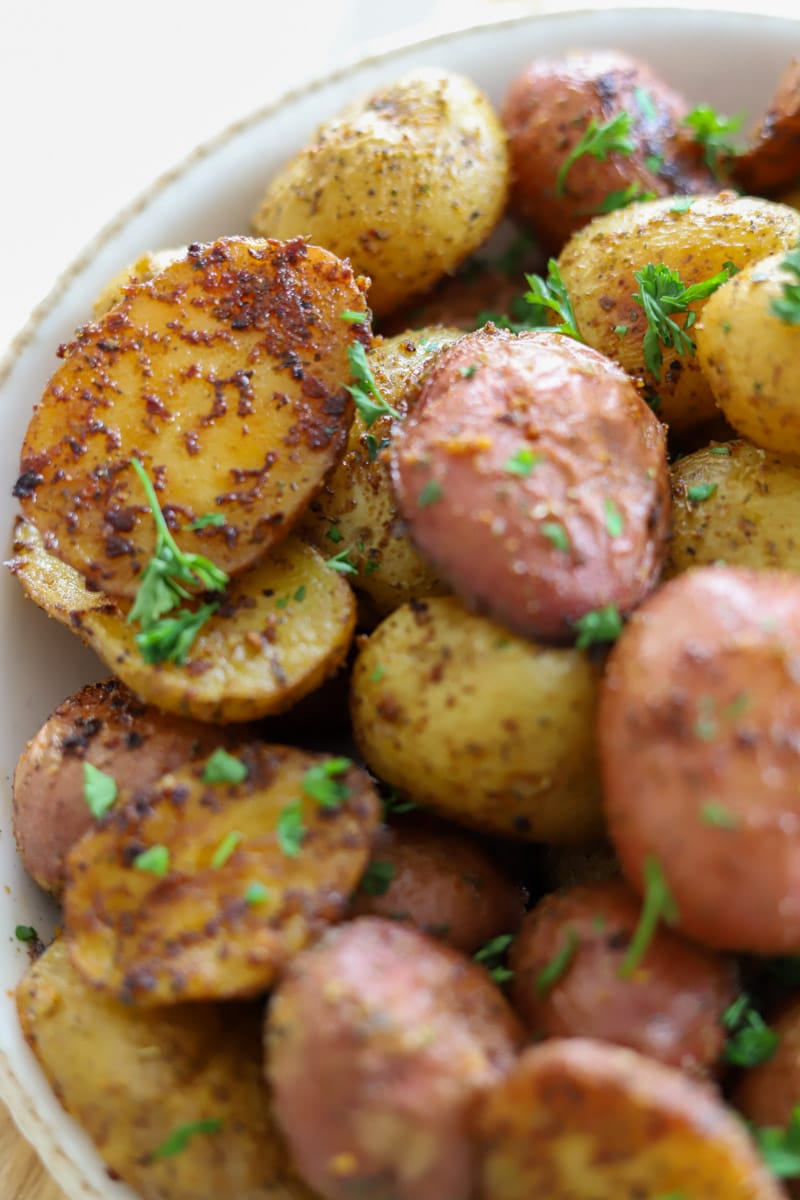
[501, 50, 713, 253]
[265, 916, 523, 1200]
[17, 939, 314, 1200]
[734, 57, 800, 196]
[557, 192, 800, 435]
[475, 1037, 785, 1199]
[350, 817, 527, 954]
[696, 251, 800, 459]
[350, 595, 604, 844]
[599, 564, 800, 955]
[92, 245, 185, 317]
[509, 880, 738, 1076]
[391, 326, 670, 642]
[252, 68, 509, 318]
[668, 440, 800, 576]
[65, 743, 381, 1004]
[735, 997, 800, 1197]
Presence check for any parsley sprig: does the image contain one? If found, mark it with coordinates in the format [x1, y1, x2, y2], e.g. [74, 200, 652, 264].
[619, 857, 679, 977]
[556, 112, 636, 197]
[721, 994, 778, 1068]
[347, 342, 401, 427]
[683, 105, 744, 176]
[524, 261, 582, 340]
[770, 244, 800, 325]
[474, 933, 515, 984]
[633, 261, 737, 379]
[752, 1107, 800, 1180]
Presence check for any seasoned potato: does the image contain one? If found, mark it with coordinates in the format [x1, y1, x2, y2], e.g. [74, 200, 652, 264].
[734, 57, 800, 195]
[696, 251, 800, 458]
[735, 997, 800, 1198]
[13, 677, 247, 894]
[298, 326, 459, 616]
[557, 192, 800, 435]
[392, 327, 670, 641]
[17, 939, 314, 1200]
[667, 440, 800, 577]
[475, 1038, 785, 1199]
[509, 880, 738, 1076]
[92, 245, 185, 316]
[14, 235, 369, 598]
[599, 565, 800, 954]
[252, 68, 509, 318]
[266, 917, 523, 1200]
[350, 595, 604, 843]
[65, 744, 381, 1004]
[11, 519, 356, 724]
[350, 817, 527, 953]
[501, 51, 713, 252]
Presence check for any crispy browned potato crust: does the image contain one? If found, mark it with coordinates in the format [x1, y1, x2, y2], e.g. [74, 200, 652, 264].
[15, 236, 368, 598]
[17, 939, 315, 1200]
[266, 917, 523, 1200]
[735, 997, 800, 1198]
[475, 1037, 785, 1199]
[64, 744, 381, 1004]
[734, 58, 800, 195]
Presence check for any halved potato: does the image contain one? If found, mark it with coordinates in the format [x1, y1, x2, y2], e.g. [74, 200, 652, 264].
[14, 235, 369, 598]
[64, 743, 381, 1004]
[92, 246, 186, 317]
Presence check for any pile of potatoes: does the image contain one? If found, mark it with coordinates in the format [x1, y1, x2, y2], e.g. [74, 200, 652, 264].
[11, 45, 800, 1200]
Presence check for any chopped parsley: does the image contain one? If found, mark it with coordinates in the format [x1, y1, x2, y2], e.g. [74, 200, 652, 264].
[326, 547, 358, 576]
[417, 479, 443, 508]
[326, 524, 343, 544]
[83, 762, 118, 819]
[687, 482, 718, 503]
[340, 309, 368, 324]
[133, 844, 171, 877]
[151, 1118, 223, 1161]
[573, 605, 623, 650]
[459, 364, 478, 378]
[541, 521, 570, 552]
[303, 758, 351, 809]
[682, 105, 744, 176]
[210, 830, 242, 870]
[700, 802, 739, 830]
[366, 433, 392, 463]
[593, 183, 656, 214]
[604, 498, 624, 538]
[346, 342, 401, 427]
[753, 1107, 800, 1180]
[722, 993, 778, 1068]
[504, 447, 543, 477]
[555, 112, 636, 196]
[770, 244, 800, 325]
[183, 512, 225, 531]
[15, 925, 38, 943]
[360, 861, 396, 896]
[614, 323, 629, 337]
[710, 444, 732, 455]
[524, 260, 582, 340]
[244, 881, 271, 906]
[535, 928, 579, 995]
[370, 664, 386, 683]
[670, 195, 696, 213]
[633, 261, 737, 379]
[277, 799, 306, 858]
[633, 87, 659, 123]
[619, 857, 679, 977]
[381, 788, 418, 816]
[202, 748, 248, 785]
[474, 933, 515, 984]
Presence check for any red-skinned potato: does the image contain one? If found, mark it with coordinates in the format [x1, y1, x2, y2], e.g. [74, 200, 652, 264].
[734, 57, 800, 195]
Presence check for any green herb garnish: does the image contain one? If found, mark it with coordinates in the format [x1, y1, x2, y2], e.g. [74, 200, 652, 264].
[133, 845, 171, 877]
[524, 260, 582, 340]
[244, 881, 271, 906]
[556, 112, 636, 196]
[535, 928, 579, 995]
[361, 861, 396, 896]
[277, 799, 306, 858]
[83, 762, 118, 819]
[619, 857, 679, 977]
[722, 993, 779, 1068]
[326, 547, 358, 576]
[593, 183, 656, 214]
[770, 244, 800, 325]
[15, 925, 38, 943]
[503, 447, 543, 477]
[203, 748, 248, 785]
[753, 1107, 800, 1179]
[347, 342, 401, 427]
[687, 482, 718, 503]
[303, 758, 351, 809]
[210, 830, 243, 869]
[604, 498, 624, 538]
[151, 1119, 223, 1161]
[541, 521, 570, 552]
[573, 605, 623, 650]
[632, 261, 737, 378]
[683, 105, 744, 175]
[474, 933, 515, 984]
[417, 479, 443, 507]
[340, 309, 368, 324]
[700, 802, 739, 830]
[183, 512, 225, 531]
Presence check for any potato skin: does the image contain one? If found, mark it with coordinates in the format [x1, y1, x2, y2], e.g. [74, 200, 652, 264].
[350, 818, 527, 954]
[392, 326, 670, 641]
[350, 595, 604, 843]
[252, 68, 508, 318]
[667, 440, 800, 577]
[266, 916, 523, 1200]
[696, 252, 800, 459]
[734, 57, 800, 196]
[735, 997, 800, 1198]
[501, 51, 712, 252]
[557, 192, 800, 435]
[599, 565, 800, 954]
[509, 880, 738, 1076]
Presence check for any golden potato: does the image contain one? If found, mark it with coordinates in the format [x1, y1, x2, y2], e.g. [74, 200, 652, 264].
[557, 192, 800, 435]
[17, 939, 314, 1200]
[14, 235, 369, 598]
[667, 440, 800, 576]
[350, 595, 604, 843]
[696, 250, 800, 458]
[64, 743, 381, 1004]
[252, 68, 509, 317]
[92, 245, 185, 317]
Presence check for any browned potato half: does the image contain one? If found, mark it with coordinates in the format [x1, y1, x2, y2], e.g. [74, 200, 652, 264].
[735, 997, 800, 1198]
[64, 743, 381, 1004]
[501, 51, 713, 253]
[350, 595, 604, 843]
[13, 676, 248, 894]
[266, 917, 523, 1200]
[298, 326, 460, 616]
[14, 235, 369, 598]
[11, 519, 356, 724]
[475, 1037, 785, 1199]
[92, 246, 185, 317]
[509, 880, 738, 1076]
[696, 251, 800, 459]
[392, 327, 670, 641]
[17, 938, 314, 1200]
[734, 57, 800, 195]
[599, 565, 800, 954]
[252, 68, 508, 318]
[557, 192, 800, 435]
[350, 817, 527, 953]
[668, 440, 800, 577]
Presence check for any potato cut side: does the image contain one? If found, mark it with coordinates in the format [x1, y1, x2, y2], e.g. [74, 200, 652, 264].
[15, 235, 369, 598]
[64, 743, 381, 1004]
[10, 519, 356, 723]
[17, 939, 316, 1200]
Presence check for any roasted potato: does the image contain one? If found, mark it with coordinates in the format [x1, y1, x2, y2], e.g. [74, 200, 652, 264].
[599, 564, 800, 954]
[65, 743, 381, 1004]
[266, 916, 523, 1200]
[735, 997, 800, 1198]
[391, 326, 670, 641]
[92, 246, 185, 317]
[17, 938, 314, 1200]
[15, 235, 369, 598]
[734, 57, 800, 195]
[252, 68, 509, 318]
[350, 595, 604, 843]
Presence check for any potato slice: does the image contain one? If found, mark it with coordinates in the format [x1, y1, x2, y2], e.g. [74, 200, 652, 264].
[10, 518, 356, 723]
[92, 245, 186, 317]
[476, 1038, 785, 1199]
[17, 938, 315, 1200]
[14, 235, 369, 598]
[64, 743, 381, 1004]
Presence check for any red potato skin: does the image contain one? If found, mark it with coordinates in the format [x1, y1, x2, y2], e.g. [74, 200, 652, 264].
[501, 51, 714, 253]
[735, 997, 800, 1198]
[392, 327, 671, 642]
[265, 917, 524, 1200]
[600, 565, 800, 955]
[509, 880, 739, 1077]
[734, 57, 800, 195]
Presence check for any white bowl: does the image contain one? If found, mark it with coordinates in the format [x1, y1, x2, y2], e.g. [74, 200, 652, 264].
[1, 6, 798, 1197]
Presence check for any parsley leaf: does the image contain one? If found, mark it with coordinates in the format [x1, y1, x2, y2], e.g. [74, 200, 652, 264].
[542, 521, 570, 552]
[619, 857, 679, 977]
[556, 112, 636, 196]
[722, 993, 779, 1068]
[752, 1106, 800, 1179]
[15, 925, 38, 943]
[244, 881, 271, 906]
[183, 512, 225, 531]
[504, 447, 543, 477]
[770, 244, 800, 325]
[210, 830, 242, 869]
[474, 933, 515, 984]
[417, 479, 443, 508]
[83, 762, 118, 819]
[683, 105, 744, 175]
[151, 1118, 223, 1161]
[277, 799, 305, 858]
[687, 482, 718, 503]
[573, 605, 623, 650]
[604, 498, 624, 538]
[133, 845, 170, 876]
[203, 748, 247, 785]
[303, 758, 352, 809]
[361, 861, 396, 896]
[633, 261, 737, 379]
[326, 547, 359, 576]
[592, 183, 656, 214]
[536, 928, 579, 995]
[347, 342, 401, 427]
[524, 260, 582, 340]
[133, 602, 219, 666]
